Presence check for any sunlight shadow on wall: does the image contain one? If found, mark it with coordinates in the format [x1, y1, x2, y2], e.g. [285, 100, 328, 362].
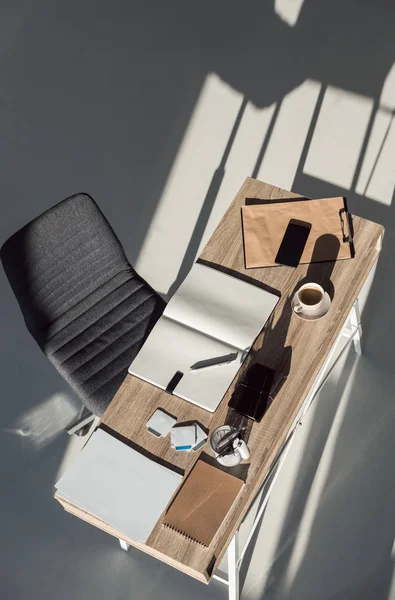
[283, 355, 360, 593]
[381, 61, 395, 111]
[135, 73, 277, 296]
[356, 63, 395, 205]
[135, 67, 395, 301]
[257, 79, 321, 190]
[135, 73, 241, 295]
[356, 111, 395, 205]
[304, 86, 374, 189]
[3, 392, 77, 450]
[196, 95, 277, 254]
[387, 546, 395, 599]
[275, 0, 305, 27]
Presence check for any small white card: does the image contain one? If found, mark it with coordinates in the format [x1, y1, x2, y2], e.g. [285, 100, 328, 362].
[146, 409, 177, 437]
[193, 424, 208, 451]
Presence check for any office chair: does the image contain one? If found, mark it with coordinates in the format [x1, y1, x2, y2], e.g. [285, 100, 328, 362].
[1, 193, 165, 434]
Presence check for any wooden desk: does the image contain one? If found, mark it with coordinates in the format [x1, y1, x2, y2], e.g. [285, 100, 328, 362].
[56, 178, 383, 586]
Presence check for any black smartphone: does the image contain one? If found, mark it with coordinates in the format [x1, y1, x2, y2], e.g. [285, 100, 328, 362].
[275, 219, 311, 267]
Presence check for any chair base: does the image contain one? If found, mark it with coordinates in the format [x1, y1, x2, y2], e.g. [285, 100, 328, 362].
[66, 409, 96, 436]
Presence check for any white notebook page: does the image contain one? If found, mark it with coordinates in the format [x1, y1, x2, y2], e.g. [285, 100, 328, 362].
[164, 263, 278, 350]
[129, 317, 243, 412]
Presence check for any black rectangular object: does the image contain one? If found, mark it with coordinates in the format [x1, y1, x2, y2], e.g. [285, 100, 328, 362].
[228, 364, 276, 422]
[165, 371, 184, 394]
[275, 219, 311, 267]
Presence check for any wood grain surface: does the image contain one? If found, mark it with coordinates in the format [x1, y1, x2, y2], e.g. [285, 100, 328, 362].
[55, 177, 383, 583]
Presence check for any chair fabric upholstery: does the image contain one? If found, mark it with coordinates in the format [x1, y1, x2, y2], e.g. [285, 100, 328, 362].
[1, 193, 165, 416]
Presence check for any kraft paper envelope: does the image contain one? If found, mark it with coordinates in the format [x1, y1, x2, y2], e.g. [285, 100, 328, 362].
[241, 197, 353, 268]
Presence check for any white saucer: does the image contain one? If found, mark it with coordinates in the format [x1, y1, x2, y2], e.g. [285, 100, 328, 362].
[292, 292, 331, 321]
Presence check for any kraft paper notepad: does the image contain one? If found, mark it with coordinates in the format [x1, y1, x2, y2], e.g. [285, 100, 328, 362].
[163, 460, 244, 546]
[241, 196, 353, 268]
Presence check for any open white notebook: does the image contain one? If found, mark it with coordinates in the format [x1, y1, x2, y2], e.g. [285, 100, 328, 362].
[129, 263, 279, 412]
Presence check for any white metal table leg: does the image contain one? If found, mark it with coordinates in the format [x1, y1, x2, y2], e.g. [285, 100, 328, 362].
[119, 539, 130, 551]
[228, 531, 240, 600]
[351, 299, 363, 354]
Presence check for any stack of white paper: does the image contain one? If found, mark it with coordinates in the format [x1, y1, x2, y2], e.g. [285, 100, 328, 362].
[171, 424, 196, 451]
[170, 423, 208, 452]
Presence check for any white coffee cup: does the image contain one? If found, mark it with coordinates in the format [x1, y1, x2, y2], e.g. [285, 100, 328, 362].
[293, 282, 325, 315]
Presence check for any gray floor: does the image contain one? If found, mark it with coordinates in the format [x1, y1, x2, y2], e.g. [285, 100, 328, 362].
[2, 1, 395, 599]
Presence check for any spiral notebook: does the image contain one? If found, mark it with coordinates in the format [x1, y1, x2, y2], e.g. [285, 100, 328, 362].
[163, 460, 244, 546]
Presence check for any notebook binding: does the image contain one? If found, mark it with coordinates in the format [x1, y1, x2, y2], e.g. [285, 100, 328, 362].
[163, 523, 208, 547]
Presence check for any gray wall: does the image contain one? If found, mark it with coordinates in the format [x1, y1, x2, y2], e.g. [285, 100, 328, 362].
[1, 1, 395, 599]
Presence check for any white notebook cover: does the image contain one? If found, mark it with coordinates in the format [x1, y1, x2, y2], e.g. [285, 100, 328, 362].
[55, 429, 182, 542]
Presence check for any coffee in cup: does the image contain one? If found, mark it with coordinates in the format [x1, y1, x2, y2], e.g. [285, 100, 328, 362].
[293, 282, 325, 315]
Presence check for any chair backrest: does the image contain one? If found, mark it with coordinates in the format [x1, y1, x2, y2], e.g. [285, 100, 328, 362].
[1, 193, 131, 347]
[1, 194, 165, 416]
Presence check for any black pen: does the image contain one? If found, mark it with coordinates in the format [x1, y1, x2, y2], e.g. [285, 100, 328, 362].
[189, 355, 238, 372]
